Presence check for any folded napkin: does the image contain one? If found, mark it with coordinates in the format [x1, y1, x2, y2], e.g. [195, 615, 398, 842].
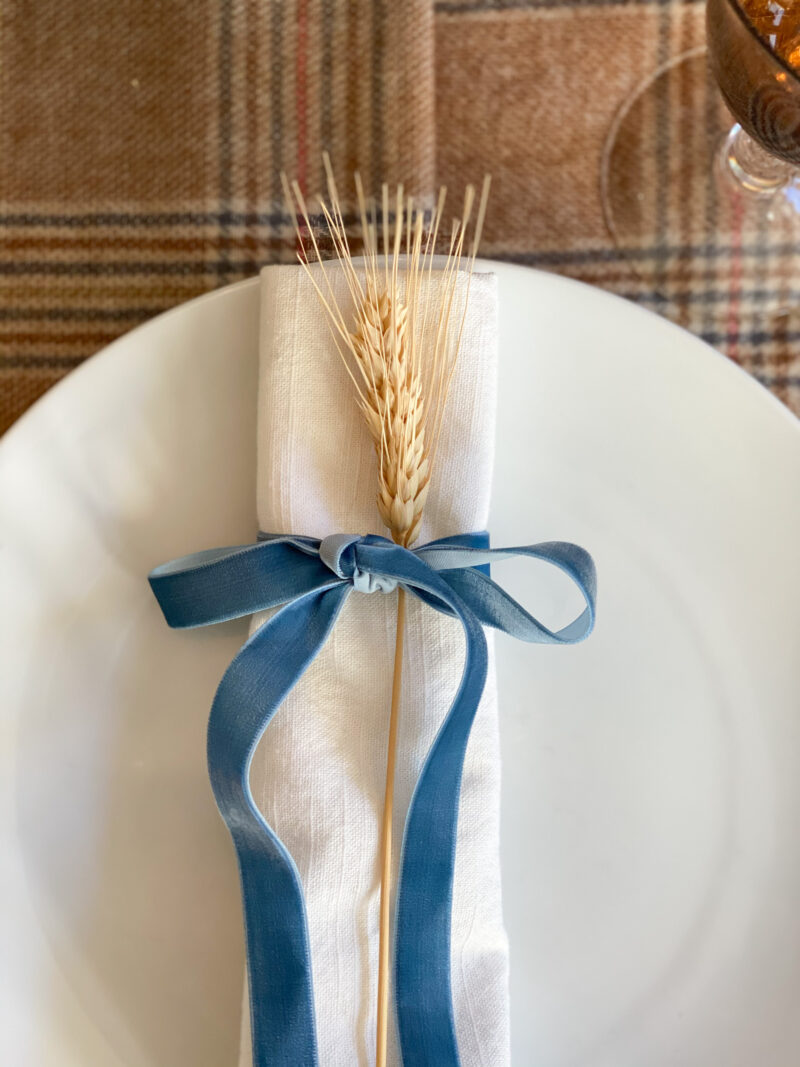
[240, 262, 509, 1066]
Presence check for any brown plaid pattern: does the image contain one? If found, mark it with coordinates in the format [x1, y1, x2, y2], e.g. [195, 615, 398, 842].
[2, 0, 799, 433]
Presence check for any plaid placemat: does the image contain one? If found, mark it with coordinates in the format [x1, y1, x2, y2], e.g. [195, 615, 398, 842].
[2, 0, 798, 433]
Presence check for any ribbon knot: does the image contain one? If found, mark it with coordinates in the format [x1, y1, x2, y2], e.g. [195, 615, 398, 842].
[149, 530, 596, 1067]
[318, 532, 399, 593]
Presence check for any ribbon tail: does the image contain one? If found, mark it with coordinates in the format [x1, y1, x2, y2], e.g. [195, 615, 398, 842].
[340, 557, 485, 1065]
[207, 582, 350, 1067]
[395, 593, 488, 1067]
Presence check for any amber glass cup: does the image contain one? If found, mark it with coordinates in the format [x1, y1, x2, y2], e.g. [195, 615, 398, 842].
[708, 0, 800, 191]
[602, 0, 800, 315]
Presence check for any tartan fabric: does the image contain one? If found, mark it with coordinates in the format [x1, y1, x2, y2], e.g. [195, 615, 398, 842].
[2, 0, 799, 433]
[0, 0, 435, 432]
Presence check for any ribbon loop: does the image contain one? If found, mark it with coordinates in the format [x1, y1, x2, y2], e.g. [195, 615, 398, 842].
[319, 533, 362, 578]
[149, 530, 596, 1067]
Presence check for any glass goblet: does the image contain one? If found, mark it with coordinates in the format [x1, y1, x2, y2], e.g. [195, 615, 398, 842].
[602, 0, 800, 327]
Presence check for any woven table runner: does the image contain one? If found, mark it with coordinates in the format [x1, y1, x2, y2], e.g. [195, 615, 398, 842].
[2, 0, 798, 432]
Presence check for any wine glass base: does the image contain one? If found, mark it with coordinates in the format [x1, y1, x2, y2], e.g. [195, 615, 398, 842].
[601, 48, 800, 322]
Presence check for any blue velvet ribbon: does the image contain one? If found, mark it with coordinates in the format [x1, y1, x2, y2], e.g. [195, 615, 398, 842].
[149, 531, 596, 1066]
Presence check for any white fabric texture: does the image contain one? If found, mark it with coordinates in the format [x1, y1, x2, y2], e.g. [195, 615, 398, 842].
[240, 262, 509, 1067]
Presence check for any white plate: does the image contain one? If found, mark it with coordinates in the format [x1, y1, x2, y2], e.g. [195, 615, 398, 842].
[2, 264, 800, 1067]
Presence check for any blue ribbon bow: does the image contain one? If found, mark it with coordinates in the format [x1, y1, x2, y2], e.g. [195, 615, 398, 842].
[149, 530, 596, 1066]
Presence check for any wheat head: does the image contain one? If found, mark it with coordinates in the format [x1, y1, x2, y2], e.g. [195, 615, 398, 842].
[350, 280, 428, 546]
[282, 159, 490, 547]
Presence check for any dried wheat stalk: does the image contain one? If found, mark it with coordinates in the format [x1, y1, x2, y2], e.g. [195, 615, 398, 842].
[283, 158, 489, 1067]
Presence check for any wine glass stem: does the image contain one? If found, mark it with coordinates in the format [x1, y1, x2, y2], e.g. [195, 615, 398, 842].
[720, 123, 795, 195]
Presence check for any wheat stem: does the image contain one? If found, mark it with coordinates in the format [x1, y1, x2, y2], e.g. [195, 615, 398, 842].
[376, 586, 406, 1067]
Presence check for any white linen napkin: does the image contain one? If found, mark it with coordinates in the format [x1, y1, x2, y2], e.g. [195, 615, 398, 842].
[240, 262, 509, 1067]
